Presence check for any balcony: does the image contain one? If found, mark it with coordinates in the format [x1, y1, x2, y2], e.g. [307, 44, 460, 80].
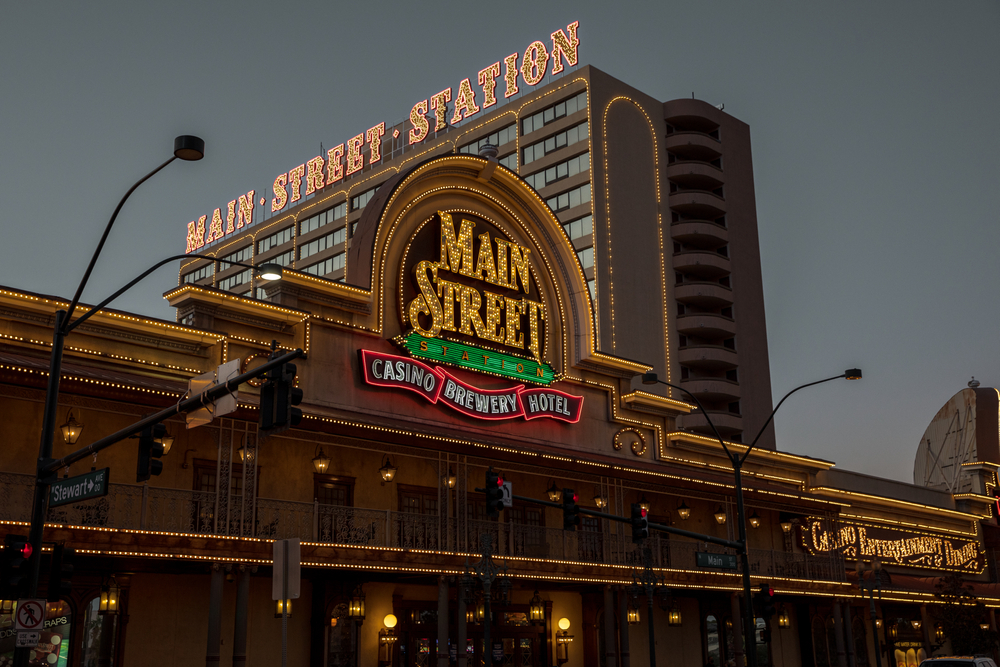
[673, 251, 730, 280]
[678, 410, 743, 436]
[0, 472, 844, 582]
[670, 220, 728, 248]
[677, 345, 739, 370]
[667, 161, 724, 190]
[674, 282, 734, 308]
[665, 131, 722, 161]
[679, 377, 741, 402]
[676, 313, 737, 339]
[668, 190, 727, 218]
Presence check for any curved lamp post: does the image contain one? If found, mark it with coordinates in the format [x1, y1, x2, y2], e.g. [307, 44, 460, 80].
[641, 368, 861, 667]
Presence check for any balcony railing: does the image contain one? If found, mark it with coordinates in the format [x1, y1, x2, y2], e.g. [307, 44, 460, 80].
[0, 472, 844, 581]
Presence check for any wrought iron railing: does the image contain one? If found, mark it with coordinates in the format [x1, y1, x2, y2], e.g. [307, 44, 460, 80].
[0, 472, 844, 580]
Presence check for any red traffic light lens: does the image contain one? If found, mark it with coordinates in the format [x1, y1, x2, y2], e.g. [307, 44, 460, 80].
[572, 493, 578, 502]
[19, 543, 32, 558]
[640, 508, 647, 518]
[497, 477, 504, 486]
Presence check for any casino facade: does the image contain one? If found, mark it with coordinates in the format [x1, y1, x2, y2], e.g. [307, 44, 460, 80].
[1, 20, 1000, 667]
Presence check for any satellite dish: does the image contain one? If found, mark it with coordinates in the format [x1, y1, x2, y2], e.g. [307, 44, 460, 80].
[914, 388, 979, 492]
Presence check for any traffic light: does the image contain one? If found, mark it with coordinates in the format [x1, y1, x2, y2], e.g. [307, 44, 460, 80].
[1, 534, 32, 599]
[631, 503, 649, 543]
[485, 469, 505, 518]
[136, 423, 166, 483]
[755, 584, 777, 619]
[260, 361, 302, 435]
[562, 489, 579, 531]
[47, 544, 75, 602]
[259, 364, 277, 431]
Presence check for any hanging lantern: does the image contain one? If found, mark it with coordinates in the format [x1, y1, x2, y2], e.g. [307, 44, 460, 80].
[445, 470, 457, 489]
[748, 510, 761, 529]
[639, 496, 651, 514]
[714, 506, 727, 525]
[981, 623, 990, 631]
[529, 591, 545, 624]
[677, 501, 691, 520]
[593, 492, 607, 509]
[98, 576, 120, 615]
[780, 521, 793, 533]
[627, 603, 640, 625]
[379, 455, 397, 484]
[348, 586, 366, 621]
[312, 446, 331, 474]
[236, 439, 254, 462]
[911, 619, 922, 630]
[934, 624, 945, 642]
[60, 409, 84, 445]
[668, 605, 682, 626]
[777, 608, 790, 628]
[546, 481, 561, 503]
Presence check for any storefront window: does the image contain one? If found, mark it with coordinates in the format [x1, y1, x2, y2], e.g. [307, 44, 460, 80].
[1, 600, 73, 667]
[706, 615, 721, 667]
[81, 596, 116, 667]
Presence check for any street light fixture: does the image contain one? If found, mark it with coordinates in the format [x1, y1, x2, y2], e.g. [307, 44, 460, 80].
[641, 367, 862, 667]
[256, 263, 283, 281]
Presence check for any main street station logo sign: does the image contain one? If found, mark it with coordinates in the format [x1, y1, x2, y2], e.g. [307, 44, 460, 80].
[803, 517, 983, 573]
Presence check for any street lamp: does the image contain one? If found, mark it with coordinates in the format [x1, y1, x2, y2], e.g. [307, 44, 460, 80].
[642, 367, 862, 667]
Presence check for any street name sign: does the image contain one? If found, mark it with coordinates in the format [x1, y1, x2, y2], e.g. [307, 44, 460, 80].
[696, 552, 738, 570]
[48, 468, 110, 508]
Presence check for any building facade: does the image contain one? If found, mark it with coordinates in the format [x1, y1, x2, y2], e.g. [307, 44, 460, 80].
[1, 24, 998, 667]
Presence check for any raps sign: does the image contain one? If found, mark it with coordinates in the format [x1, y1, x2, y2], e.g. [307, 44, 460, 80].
[184, 21, 580, 253]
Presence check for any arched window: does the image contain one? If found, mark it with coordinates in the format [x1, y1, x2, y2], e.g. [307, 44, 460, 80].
[81, 596, 117, 667]
[813, 615, 831, 667]
[327, 602, 357, 667]
[853, 615, 869, 667]
[706, 614, 722, 667]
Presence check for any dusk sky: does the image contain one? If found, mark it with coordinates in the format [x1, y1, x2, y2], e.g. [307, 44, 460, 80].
[1, 1, 997, 482]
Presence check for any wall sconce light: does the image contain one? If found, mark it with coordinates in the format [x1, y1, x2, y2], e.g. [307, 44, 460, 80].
[981, 623, 991, 631]
[379, 614, 398, 665]
[330, 617, 338, 628]
[935, 624, 945, 642]
[888, 623, 898, 639]
[379, 455, 397, 485]
[726, 618, 733, 632]
[748, 510, 761, 529]
[639, 496, 651, 514]
[98, 576, 120, 615]
[445, 470, 457, 489]
[348, 586, 366, 622]
[466, 608, 475, 623]
[556, 618, 573, 664]
[715, 506, 727, 525]
[529, 591, 545, 625]
[875, 617, 883, 629]
[780, 521, 793, 533]
[677, 501, 691, 520]
[546, 481, 561, 502]
[236, 438, 254, 463]
[627, 603, 640, 625]
[593, 492, 607, 509]
[475, 599, 485, 623]
[60, 409, 84, 446]
[911, 620, 922, 631]
[274, 599, 292, 618]
[312, 445, 331, 474]
[777, 608, 790, 628]
[410, 609, 425, 625]
[668, 604, 682, 627]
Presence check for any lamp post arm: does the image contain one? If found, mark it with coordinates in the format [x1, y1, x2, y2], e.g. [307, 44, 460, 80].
[64, 253, 261, 333]
[741, 373, 846, 464]
[64, 155, 178, 323]
[654, 379, 734, 461]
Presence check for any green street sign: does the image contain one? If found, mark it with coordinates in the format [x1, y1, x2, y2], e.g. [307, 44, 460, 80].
[49, 468, 110, 508]
[696, 552, 738, 570]
[397, 331, 556, 385]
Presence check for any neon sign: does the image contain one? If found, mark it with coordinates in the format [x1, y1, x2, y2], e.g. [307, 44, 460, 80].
[184, 21, 580, 253]
[803, 517, 983, 573]
[360, 350, 582, 423]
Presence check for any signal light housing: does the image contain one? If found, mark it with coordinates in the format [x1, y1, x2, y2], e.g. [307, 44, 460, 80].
[485, 469, 505, 518]
[631, 503, 649, 543]
[562, 489, 579, 531]
[136, 423, 167, 483]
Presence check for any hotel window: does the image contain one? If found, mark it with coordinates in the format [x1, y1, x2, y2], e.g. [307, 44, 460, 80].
[221, 245, 252, 266]
[300, 202, 346, 235]
[257, 226, 294, 254]
[398, 485, 438, 516]
[588, 279, 596, 302]
[546, 183, 591, 213]
[218, 269, 251, 292]
[563, 215, 593, 241]
[577, 247, 594, 270]
[182, 264, 212, 284]
[522, 121, 589, 165]
[256, 287, 268, 301]
[457, 123, 517, 154]
[269, 249, 294, 267]
[351, 186, 379, 212]
[521, 91, 587, 135]
[314, 475, 354, 507]
[499, 152, 518, 170]
[302, 252, 345, 277]
[523, 153, 589, 191]
[299, 227, 346, 261]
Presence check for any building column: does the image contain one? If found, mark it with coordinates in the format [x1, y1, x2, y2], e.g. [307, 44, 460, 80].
[833, 602, 848, 667]
[920, 605, 933, 655]
[617, 587, 630, 667]
[457, 578, 468, 667]
[206, 564, 224, 667]
[438, 576, 450, 667]
[604, 586, 617, 667]
[730, 593, 745, 667]
[233, 564, 251, 667]
[843, 603, 856, 667]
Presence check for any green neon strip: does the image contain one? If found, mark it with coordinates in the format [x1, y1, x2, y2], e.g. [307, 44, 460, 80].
[400, 332, 555, 386]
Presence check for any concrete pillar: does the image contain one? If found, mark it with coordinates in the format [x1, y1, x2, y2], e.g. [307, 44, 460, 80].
[920, 605, 933, 655]
[457, 580, 468, 667]
[731, 593, 745, 667]
[206, 564, 224, 667]
[618, 588, 630, 667]
[833, 603, 848, 667]
[604, 586, 618, 667]
[438, 576, 450, 667]
[843, 603, 856, 667]
[233, 565, 251, 667]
